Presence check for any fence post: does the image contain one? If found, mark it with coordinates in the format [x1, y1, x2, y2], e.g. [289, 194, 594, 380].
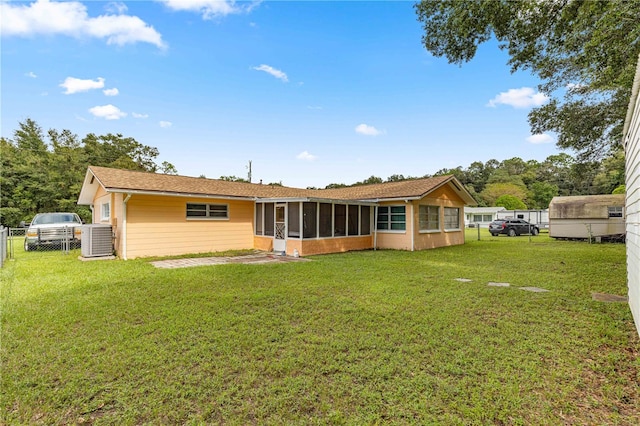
[0, 226, 6, 268]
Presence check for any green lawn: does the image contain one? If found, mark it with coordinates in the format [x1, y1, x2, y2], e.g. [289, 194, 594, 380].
[1, 233, 639, 424]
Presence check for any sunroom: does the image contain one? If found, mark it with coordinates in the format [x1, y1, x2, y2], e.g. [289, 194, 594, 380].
[253, 198, 377, 256]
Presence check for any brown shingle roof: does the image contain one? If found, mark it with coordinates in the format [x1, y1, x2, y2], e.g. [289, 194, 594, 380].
[84, 166, 474, 203]
[88, 166, 315, 199]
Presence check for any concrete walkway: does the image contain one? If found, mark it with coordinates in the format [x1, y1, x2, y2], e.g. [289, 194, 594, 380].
[151, 253, 310, 269]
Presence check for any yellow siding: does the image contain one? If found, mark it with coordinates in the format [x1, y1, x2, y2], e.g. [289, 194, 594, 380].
[112, 193, 123, 256]
[411, 184, 466, 250]
[254, 236, 273, 252]
[376, 201, 412, 250]
[124, 195, 255, 259]
[299, 236, 373, 256]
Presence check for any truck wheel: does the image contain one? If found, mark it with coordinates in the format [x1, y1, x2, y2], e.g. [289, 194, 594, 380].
[531, 228, 539, 236]
[24, 240, 33, 251]
[507, 228, 516, 237]
[491, 233, 498, 237]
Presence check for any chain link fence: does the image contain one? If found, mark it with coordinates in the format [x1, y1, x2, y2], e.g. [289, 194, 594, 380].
[6, 226, 80, 259]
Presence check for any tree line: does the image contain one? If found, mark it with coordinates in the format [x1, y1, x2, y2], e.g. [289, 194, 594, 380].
[0, 118, 625, 227]
[322, 152, 624, 210]
[0, 119, 176, 227]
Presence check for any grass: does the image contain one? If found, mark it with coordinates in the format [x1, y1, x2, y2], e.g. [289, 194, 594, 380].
[1, 232, 639, 424]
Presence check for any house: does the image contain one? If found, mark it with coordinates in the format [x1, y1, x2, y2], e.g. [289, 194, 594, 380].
[77, 166, 476, 259]
[548, 194, 625, 240]
[624, 52, 640, 336]
[464, 207, 506, 228]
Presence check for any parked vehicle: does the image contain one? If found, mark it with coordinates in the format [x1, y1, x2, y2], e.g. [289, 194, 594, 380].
[24, 212, 83, 251]
[489, 219, 540, 237]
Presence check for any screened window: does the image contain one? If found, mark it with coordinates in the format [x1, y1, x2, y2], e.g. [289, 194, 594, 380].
[419, 205, 439, 231]
[444, 207, 460, 230]
[360, 206, 371, 235]
[377, 206, 406, 231]
[186, 203, 228, 219]
[303, 202, 317, 238]
[255, 204, 263, 235]
[101, 202, 110, 221]
[348, 205, 359, 236]
[319, 203, 333, 237]
[288, 202, 300, 238]
[334, 204, 346, 236]
[608, 206, 623, 218]
[264, 203, 274, 236]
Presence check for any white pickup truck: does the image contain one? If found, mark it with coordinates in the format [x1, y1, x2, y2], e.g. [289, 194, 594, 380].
[24, 212, 83, 251]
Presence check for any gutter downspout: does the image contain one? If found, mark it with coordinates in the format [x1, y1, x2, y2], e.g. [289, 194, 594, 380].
[122, 193, 132, 260]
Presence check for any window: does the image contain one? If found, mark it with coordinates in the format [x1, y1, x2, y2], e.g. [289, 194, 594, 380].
[444, 207, 460, 230]
[483, 214, 492, 222]
[303, 202, 317, 238]
[101, 202, 110, 221]
[255, 204, 263, 235]
[608, 206, 623, 218]
[264, 203, 274, 236]
[288, 202, 300, 238]
[419, 205, 439, 231]
[360, 206, 371, 235]
[334, 204, 346, 236]
[319, 203, 333, 237]
[186, 203, 228, 219]
[377, 206, 406, 231]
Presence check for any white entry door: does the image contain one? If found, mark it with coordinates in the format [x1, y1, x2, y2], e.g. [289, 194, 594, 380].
[273, 204, 286, 253]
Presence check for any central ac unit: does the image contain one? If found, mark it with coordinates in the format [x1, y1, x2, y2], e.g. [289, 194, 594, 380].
[81, 224, 113, 257]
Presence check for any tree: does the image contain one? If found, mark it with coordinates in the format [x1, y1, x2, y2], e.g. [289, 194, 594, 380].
[480, 182, 527, 206]
[529, 182, 558, 209]
[495, 194, 527, 210]
[415, 0, 640, 159]
[219, 175, 248, 182]
[161, 161, 178, 175]
[612, 185, 625, 195]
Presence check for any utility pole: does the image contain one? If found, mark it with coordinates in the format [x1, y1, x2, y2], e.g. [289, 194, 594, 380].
[247, 160, 252, 183]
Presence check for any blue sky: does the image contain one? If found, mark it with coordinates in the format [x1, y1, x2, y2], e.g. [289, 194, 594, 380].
[1, 0, 562, 188]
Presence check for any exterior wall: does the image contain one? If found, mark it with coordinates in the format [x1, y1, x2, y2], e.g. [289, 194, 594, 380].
[298, 236, 373, 256]
[464, 207, 505, 228]
[549, 219, 625, 239]
[375, 200, 413, 250]
[412, 185, 466, 250]
[254, 235, 273, 252]
[123, 195, 254, 259]
[625, 61, 640, 335]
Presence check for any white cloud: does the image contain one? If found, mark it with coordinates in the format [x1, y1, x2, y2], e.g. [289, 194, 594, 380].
[296, 151, 317, 161]
[89, 104, 126, 120]
[355, 123, 382, 136]
[0, 0, 165, 49]
[252, 64, 288, 82]
[159, 0, 258, 19]
[159, 121, 172, 128]
[132, 112, 149, 119]
[105, 2, 128, 14]
[526, 134, 554, 144]
[103, 88, 119, 96]
[487, 87, 549, 109]
[25, 71, 37, 78]
[60, 77, 105, 94]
